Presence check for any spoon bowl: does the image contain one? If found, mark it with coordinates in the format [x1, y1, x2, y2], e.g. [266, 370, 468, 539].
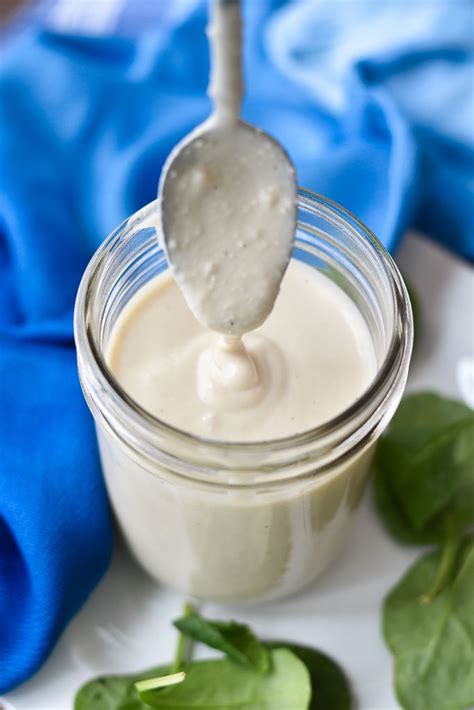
[159, 119, 296, 335]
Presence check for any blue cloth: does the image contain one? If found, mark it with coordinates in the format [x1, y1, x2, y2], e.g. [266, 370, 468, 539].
[1, 0, 473, 693]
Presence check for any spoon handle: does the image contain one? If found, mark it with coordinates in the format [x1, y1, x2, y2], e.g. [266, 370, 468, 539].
[208, 0, 243, 124]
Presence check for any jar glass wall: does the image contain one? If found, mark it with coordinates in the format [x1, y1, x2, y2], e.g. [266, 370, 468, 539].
[74, 190, 413, 602]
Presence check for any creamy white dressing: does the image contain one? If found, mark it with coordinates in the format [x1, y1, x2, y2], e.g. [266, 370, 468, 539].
[107, 260, 377, 441]
[110, 2, 377, 441]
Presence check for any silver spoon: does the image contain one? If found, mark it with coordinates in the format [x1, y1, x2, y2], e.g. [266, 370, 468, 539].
[158, 0, 297, 337]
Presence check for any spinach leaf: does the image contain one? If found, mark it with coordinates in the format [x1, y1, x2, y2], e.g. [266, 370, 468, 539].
[393, 415, 473, 530]
[373, 460, 442, 545]
[174, 610, 270, 673]
[374, 392, 474, 540]
[383, 537, 474, 710]
[137, 648, 311, 709]
[267, 642, 352, 710]
[378, 393, 471, 451]
[74, 664, 169, 710]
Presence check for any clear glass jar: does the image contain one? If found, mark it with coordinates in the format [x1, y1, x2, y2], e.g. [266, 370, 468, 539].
[74, 189, 413, 603]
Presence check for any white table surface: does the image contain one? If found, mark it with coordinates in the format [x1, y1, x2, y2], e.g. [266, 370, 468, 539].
[4, 232, 474, 710]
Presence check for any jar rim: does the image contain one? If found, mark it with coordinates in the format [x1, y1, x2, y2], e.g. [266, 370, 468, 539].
[74, 189, 413, 476]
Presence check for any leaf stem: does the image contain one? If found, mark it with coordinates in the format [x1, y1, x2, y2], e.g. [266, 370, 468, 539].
[135, 672, 186, 693]
[421, 518, 461, 603]
[171, 603, 195, 672]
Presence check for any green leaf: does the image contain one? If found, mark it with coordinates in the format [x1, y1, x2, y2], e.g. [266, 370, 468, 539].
[373, 460, 442, 545]
[138, 648, 311, 709]
[394, 416, 474, 529]
[420, 515, 464, 604]
[383, 537, 474, 710]
[74, 665, 169, 710]
[378, 393, 471, 451]
[174, 611, 270, 673]
[374, 392, 474, 539]
[267, 642, 352, 710]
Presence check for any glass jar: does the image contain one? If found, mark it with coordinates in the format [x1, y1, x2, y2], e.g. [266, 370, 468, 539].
[74, 189, 413, 603]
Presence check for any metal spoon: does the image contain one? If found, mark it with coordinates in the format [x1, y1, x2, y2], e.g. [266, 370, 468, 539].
[158, 0, 297, 336]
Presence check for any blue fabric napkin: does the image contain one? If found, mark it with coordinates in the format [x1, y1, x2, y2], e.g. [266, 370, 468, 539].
[1, 0, 473, 693]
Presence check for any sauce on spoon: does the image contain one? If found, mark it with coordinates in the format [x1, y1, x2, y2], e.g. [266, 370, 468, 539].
[158, 0, 296, 394]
